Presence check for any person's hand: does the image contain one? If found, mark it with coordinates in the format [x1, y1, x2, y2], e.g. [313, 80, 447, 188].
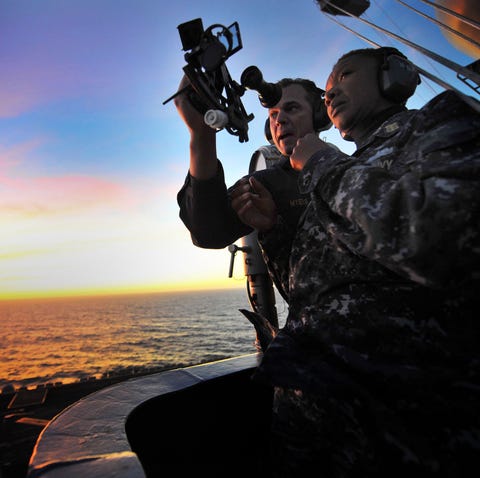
[173, 75, 211, 135]
[290, 133, 328, 171]
[231, 177, 277, 232]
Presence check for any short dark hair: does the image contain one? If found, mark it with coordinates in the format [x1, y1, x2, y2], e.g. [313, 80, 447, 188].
[334, 46, 409, 69]
[277, 78, 325, 110]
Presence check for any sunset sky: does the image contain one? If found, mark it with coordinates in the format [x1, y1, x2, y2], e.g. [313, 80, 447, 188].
[1, 0, 477, 300]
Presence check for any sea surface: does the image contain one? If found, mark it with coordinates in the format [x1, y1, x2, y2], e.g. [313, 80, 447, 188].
[0, 288, 287, 392]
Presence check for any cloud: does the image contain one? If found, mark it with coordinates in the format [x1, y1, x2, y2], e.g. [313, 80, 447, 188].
[1, 137, 146, 217]
[1, 173, 136, 217]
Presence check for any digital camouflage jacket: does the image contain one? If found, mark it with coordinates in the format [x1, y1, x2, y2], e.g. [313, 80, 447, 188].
[257, 90, 480, 475]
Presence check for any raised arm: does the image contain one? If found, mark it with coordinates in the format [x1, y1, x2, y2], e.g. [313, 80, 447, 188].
[174, 75, 252, 248]
[173, 75, 217, 180]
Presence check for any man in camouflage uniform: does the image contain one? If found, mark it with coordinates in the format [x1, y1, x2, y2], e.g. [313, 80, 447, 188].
[234, 47, 480, 476]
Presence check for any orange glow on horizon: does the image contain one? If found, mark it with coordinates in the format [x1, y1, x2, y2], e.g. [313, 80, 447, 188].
[0, 278, 247, 302]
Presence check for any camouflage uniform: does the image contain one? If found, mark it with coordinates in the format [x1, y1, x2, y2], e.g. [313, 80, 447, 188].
[256, 91, 480, 477]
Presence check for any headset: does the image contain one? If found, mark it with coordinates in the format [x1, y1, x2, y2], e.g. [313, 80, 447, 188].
[263, 85, 330, 143]
[377, 47, 421, 103]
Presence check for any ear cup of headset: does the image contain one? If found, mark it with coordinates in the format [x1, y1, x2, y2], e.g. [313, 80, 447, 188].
[313, 91, 331, 132]
[264, 117, 273, 143]
[379, 52, 420, 103]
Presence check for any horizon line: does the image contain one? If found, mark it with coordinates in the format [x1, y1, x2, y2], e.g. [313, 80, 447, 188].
[0, 282, 247, 303]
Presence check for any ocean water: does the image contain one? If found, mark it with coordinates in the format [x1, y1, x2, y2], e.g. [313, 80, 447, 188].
[0, 288, 288, 392]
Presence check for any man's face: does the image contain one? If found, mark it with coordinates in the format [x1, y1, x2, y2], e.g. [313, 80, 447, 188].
[268, 84, 315, 156]
[325, 54, 395, 140]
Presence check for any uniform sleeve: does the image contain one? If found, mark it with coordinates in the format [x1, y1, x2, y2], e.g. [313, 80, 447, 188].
[301, 95, 480, 289]
[177, 161, 252, 249]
